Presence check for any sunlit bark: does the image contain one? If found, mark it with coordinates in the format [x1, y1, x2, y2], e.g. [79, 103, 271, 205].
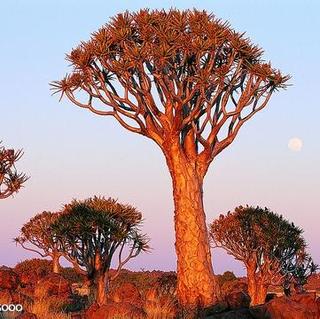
[164, 139, 218, 306]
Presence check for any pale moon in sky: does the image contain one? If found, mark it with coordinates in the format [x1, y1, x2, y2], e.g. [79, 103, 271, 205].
[288, 137, 303, 152]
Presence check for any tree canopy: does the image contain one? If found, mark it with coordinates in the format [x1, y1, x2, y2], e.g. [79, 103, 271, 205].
[52, 196, 149, 282]
[52, 9, 289, 176]
[210, 206, 305, 277]
[51, 196, 149, 305]
[0, 143, 28, 199]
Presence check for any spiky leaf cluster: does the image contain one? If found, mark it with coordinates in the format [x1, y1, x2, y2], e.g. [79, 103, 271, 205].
[0, 142, 28, 199]
[282, 250, 318, 289]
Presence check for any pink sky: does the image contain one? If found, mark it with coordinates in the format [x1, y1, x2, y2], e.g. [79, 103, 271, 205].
[1, 1, 319, 276]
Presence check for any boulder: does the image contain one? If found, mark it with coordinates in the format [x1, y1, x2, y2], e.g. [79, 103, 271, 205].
[111, 282, 142, 307]
[207, 308, 254, 319]
[250, 294, 319, 319]
[0, 267, 20, 290]
[86, 302, 146, 319]
[225, 291, 251, 310]
[204, 302, 229, 316]
[265, 293, 277, 302]
[34, 273, 71, 298]
[291, 292, 317, 308]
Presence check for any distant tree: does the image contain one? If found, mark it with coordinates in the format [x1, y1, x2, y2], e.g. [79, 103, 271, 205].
[0, 142, 28, 199]
[15, 211, 62, 274]
[217, 271, 237, 287]
[51, 196, 149, 305]
[52, 9, 289, 307]
[282, 249, 318, 295]
[209, 206, 306, 305]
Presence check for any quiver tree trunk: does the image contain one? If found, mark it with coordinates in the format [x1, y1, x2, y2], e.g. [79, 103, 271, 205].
[247, 265, 257, 305]
[52, 252, 61, 274]
[256, 283, 267, 305]
[247, 263, 268, 306]
[164, 141, 217, 307]
[95, 271, 107, 306]
[248, 280, 268, 306]
[94, 252, 108, 306]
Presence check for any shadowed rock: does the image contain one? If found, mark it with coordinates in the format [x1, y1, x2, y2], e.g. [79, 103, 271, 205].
[250, 293, 320, 319]
[86, 302, 146, 319]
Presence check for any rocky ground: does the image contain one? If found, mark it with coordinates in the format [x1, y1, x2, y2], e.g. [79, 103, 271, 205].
[0, 259, 320, 319]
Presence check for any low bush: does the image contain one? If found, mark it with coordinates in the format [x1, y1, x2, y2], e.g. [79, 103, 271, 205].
[14, 259, 52, 280]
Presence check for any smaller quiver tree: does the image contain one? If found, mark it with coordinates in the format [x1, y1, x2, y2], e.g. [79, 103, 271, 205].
[209, 206, 306, 306]
[51, 196, 149, 306]
[0, 142, 28, 199]
[282, 249, 318, 295]
[15, 211, 62, 273]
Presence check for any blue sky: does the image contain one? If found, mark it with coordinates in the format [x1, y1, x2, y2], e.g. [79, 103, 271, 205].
[0, 0, 319, 275]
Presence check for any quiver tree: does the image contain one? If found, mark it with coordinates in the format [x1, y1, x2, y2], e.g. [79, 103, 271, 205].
[209, 206, 307, 305]
[51, 9, 289, 307]
[51, 196, 149, 306]
[15, 211, 62, 273]
[0, 142, 28, 199]
[282, 249, 318, 295]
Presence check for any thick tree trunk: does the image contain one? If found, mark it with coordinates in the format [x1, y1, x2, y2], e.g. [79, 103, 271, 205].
[93, 251, 108, 306]
[256, 282, 267, 305]
[247, 263, 257, 305]
[247, 263, 267, 306]
[164, 142, 217, 308]
[95, 272, 107, 306]
[52, 253, 60, 274]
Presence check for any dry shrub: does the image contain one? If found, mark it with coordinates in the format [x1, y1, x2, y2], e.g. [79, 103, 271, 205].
[15, 259, 52, 281]
[26, 297, 71, 319]
[144, 287, 177, 319]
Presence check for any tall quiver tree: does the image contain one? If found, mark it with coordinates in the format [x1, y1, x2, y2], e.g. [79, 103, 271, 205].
[15, 211, 62, 273]
[0, 142, 28, 199]
[51, 9, 289, 307]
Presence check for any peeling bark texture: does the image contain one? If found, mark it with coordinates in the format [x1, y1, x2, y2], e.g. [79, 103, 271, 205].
[165, 141, 217, 307]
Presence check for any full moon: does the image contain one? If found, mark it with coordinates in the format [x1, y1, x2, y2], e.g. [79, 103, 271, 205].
[288, 137, 303, 152]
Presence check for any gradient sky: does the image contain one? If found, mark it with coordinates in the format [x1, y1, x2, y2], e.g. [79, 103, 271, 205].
[0, 0, 319, 276]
